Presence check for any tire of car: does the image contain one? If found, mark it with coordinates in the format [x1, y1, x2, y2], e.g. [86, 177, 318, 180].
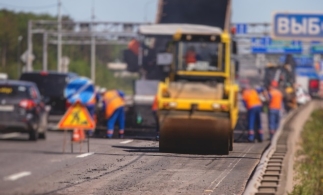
[38, 114, 48, 139]
[29, 118, 40, 141]
[39, 131, 46, 139]
[29, 127, 39, 141]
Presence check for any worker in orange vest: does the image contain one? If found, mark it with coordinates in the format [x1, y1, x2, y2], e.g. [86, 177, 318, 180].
[267, 82, 283, 139]
[128, 38, 139, 56]
[242, 85, 263, 142]
[102, 90, 126, 139]
[152, 95, 159, 141]
[185, 46, 197, 64]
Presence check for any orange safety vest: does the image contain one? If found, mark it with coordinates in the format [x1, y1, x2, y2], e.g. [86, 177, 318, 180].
[152, 96, 158, 111]
[242, 89, 262, 109]
[128, 39, 139, 55]
[269, 88, 283, 110]
[103, 90, 125, 119]
[185, 51, 197, 64]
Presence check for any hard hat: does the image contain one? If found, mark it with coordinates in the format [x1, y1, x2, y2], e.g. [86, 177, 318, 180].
[285, 87, 294, 94]
[271, 80, 278, 87]
[95, 86, 100, 92]
[99, 88, 107, 94]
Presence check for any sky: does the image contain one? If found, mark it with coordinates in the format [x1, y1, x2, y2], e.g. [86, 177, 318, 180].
[0, 0, 322, 23]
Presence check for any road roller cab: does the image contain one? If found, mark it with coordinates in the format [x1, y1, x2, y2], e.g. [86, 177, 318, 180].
[138, 24, 239, 154]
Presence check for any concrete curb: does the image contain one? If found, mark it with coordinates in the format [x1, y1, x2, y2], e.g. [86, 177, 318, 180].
[243, 103, 310, 195]
[282, 101, 321, 194]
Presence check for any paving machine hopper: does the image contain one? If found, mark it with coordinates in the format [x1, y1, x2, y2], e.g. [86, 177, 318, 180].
[138, 24, 239, 154]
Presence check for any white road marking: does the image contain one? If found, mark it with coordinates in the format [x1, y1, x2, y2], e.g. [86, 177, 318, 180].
[213, 147, 253, 189]
[120, 140, 133, 144]
[50, 159, 62, 163]
[0, 133, 21, 139]
[4, 171, 31, 181]
[204, 146, 254, 194]
[76, 152, 94, 158]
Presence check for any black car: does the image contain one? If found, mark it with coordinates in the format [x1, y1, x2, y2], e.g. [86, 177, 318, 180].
[0, 80, 48, 140]
[19, 71, 78, 127]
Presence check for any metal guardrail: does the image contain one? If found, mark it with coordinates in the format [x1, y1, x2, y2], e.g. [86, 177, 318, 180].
[243, 101, 315, 195]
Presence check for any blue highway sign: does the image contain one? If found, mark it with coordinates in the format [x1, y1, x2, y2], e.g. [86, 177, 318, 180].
[273, 12, 323, 40]
[251, 36, 302, 54]
[64, 77, 95, 104]
[311, 41, 323, 54]
[235, 24, 248, 34]
[279, 55, 313, 66]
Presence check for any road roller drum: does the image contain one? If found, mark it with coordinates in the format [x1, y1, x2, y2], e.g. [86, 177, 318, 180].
[159, 111, 232, 155]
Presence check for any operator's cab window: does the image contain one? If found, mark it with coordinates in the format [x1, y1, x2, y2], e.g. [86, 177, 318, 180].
[176, 42, 225, 72]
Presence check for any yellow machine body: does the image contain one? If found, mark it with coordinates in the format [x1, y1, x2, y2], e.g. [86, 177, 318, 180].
[156, 31, 239, 154]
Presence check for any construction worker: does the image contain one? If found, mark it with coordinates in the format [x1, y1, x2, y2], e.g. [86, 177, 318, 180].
[128, 38, 139, 55]
[152, 95, 159, 141]
[102, 89, 126, 139]
[85, 90, 100, 136]
[242, 85, 263, 142]
[267, 82, 283, 139]
[185, 46, 197, 64]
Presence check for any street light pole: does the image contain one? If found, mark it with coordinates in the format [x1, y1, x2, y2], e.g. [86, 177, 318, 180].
[43, 33, 48, 71]
[27, 21, 33, 72]
[17, 36, 23, 77]
[57, 0, 62, 72]
[91, 0, 96, 82]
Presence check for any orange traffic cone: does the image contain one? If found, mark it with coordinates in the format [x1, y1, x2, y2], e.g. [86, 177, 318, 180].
[72, 129, 85, 142]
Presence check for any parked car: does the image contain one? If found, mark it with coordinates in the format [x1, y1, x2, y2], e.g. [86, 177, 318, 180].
[0, 80, 48, 140]
[19, 71, 78, 127]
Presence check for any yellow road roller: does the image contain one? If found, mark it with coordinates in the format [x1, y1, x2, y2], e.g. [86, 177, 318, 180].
[138, 24, 239, 154]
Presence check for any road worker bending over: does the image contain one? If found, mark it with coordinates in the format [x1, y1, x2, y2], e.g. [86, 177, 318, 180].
[267, 82, 283, 139]
[102, 89, 126, 139]
[85, 88, 101, 136]
[242, 84, 263, 142]
[151, 95, 159, 141]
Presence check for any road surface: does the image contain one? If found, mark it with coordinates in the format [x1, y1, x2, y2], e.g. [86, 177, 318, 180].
[0, 122, 269, 195]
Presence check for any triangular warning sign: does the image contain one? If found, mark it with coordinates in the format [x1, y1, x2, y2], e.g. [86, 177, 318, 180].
[58, 102, 95, 130]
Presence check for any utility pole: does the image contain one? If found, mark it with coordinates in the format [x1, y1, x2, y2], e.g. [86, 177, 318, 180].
[26, 21, 33, 72]
[43, 33, 48, 71]
[57, 0, 62, 72]
[17, 36, 23, 77]
[91, 0, 96, 82]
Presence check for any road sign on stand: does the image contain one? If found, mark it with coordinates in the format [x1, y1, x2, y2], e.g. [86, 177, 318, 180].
[58, 102, 95, 130]
[65, 77, 95, 104]
[62, 77, 96, 154]
[272, 12, 323, 41]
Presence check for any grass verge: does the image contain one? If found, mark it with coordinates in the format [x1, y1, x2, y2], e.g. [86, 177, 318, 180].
[290, 109, 323, 195]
